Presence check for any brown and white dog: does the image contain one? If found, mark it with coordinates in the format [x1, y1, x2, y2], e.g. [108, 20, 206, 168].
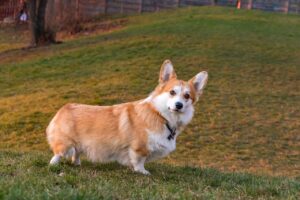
[46, 60, 208, 175]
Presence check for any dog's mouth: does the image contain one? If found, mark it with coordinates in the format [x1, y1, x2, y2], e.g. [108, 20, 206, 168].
[168, 107, 183, 113]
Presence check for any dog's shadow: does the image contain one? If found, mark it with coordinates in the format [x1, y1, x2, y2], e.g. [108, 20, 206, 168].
[49, 158, 204, 179]
[73, 160, 270, 188]
[40, 154, 272, 188]
[55, 159, 235, 185]
[80, 160, 126, 172]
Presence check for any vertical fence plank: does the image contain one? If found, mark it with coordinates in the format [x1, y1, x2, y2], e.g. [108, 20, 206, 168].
[76, 0, 79, 21]
[13, 0, 17, 19]
[156, 0, 159, 12]
[241, 0, 253, 10]
[104, 0, 108, 15]
[139, 0, 143, 13]
[284, 0, 290, 13]
[246, 0, 253, 10]
[121, 0, 124, 14]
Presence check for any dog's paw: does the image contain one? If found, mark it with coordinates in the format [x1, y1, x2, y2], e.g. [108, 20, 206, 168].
[135, 169, 151, 175]
[72, 158, 81, 166]
[49, 155, 61, 165]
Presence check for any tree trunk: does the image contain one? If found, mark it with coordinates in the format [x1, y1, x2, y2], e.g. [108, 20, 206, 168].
[27, 0, 56, 47]
[27, 0, 37, 46]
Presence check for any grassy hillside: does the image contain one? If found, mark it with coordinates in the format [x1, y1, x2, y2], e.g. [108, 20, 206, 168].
[0, 6, 299, 199]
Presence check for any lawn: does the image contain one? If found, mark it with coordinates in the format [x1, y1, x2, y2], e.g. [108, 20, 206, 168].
[0, 6, 299, 199]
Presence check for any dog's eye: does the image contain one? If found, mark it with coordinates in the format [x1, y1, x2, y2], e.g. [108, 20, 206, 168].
[170, 90, 176, 96]
[184, 93, 190, 99]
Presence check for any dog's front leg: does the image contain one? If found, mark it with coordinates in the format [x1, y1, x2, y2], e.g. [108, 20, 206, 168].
[129, 149, 150, 175]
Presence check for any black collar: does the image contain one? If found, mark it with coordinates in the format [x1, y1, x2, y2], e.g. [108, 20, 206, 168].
[166, 122, 176, 140]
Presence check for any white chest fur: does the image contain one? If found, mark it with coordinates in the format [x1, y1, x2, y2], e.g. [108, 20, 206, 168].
[146, 128, 177, 162]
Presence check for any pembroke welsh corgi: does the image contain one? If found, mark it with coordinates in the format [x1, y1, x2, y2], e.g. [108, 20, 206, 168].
[47, 60, 208, 175]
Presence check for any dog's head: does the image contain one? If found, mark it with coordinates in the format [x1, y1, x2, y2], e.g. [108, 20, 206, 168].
[150, 60, 208, 121]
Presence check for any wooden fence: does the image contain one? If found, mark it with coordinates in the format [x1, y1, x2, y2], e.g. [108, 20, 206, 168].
[1, 0, 299, 22]
[240, 0, 299, 13]
[52, 0, 300, 20]
[0, 0, 21, 21]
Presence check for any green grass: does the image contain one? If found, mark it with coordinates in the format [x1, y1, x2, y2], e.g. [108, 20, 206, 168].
[0, 6, 300, 199]
[0, 151, 299, 199]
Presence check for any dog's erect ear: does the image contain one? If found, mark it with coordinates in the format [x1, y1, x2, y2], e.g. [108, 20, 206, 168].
[159, 60, 177, 84]
[189, 71, 208, 100]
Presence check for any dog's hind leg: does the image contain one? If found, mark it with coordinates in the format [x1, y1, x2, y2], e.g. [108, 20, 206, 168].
[49, 141, 68, 165]
[71, 147, 81, 166]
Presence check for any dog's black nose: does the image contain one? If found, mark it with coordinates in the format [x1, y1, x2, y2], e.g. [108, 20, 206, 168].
[175, 102, 183, 110]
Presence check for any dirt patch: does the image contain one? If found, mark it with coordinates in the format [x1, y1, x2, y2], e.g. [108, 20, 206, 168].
[57, 18, 129, 40]
[0, 17, 128, 62]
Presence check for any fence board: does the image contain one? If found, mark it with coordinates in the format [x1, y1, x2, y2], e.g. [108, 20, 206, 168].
[0, 0, 20, 21]
[1, 0, 299, 23]
[289, 0, 300, 13]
